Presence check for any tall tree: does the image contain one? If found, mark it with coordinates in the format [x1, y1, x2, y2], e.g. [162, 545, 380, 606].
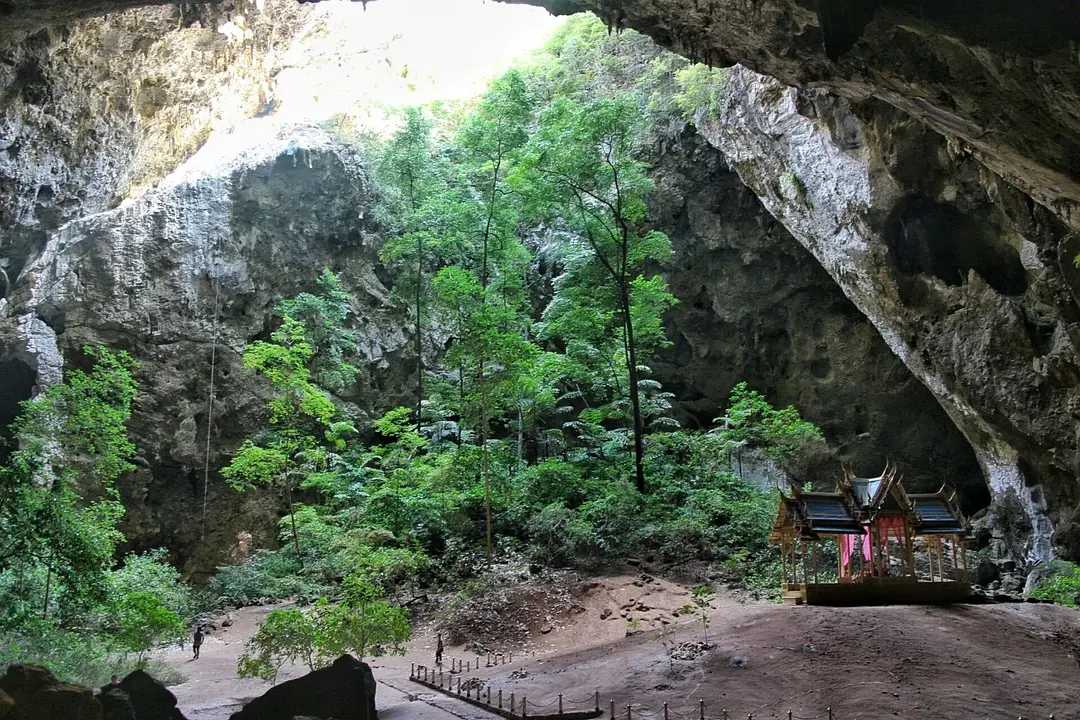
[0, 346, 137, 616]
[516, 95, 675, 493]
[377, 109, 438, 432]
[433, 70, 535, 559]
[222, 272, 357, 565]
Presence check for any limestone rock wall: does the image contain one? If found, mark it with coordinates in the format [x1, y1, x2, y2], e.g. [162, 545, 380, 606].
[649, 127, 985, 506]
[694, 66, 1079, 565]
[10, 124, 413, 575]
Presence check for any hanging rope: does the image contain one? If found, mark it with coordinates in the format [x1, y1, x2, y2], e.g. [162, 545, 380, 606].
[200, 262, 222, 542]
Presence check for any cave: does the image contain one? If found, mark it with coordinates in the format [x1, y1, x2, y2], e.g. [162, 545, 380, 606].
[0, 357, 36, 450]
[0, 2, 1077, 714]
[885, 195, 1028, 296]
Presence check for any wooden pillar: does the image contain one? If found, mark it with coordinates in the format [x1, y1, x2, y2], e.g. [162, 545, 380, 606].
[868, 525, 878, 578]
[836, 536, 844, 581]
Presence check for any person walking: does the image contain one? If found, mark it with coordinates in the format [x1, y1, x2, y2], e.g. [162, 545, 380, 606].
[435, 632, 444, 666]
[192, 625, 204, 660]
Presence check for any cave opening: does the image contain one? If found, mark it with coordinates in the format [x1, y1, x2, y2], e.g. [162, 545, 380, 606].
[885, 195, 1028, 296]
[0, 357, 36, 455]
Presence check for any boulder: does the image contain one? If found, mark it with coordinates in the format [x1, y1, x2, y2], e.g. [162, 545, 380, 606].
[0, 665, 59, 708]
[229, 655, 377, 720]
[100, 688, 137, 720]
[0, 664, 105, 719]
[29, 682, 101, 720]
[118, 670, 187, 720]
[974, 559, 1001, 587]
[0, 689, 14, 720]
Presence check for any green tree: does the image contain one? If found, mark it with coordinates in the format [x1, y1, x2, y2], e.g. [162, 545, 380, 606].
[714, 382, 827, 469]
[320, 575, 411, 662]
[428, 70, 536, 559]
[223, 283, 357, 566]
[0, 346, 137, 617]
[377, 108, 440, 430]
[237, 607, 321, 683]
[276, 269, 359, 393]
[114, 591, 185, 662]
[516, 94, 675, 492]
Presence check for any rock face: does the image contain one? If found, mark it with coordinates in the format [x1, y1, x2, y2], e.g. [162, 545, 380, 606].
[693, 66, 1078, 565]
[6, 121, 413, 573]
[2, 1, 305, 310]
[115, 670, 186, 720]
[229, 655, 377, 720]
[0, 664, 102, 720]
[649, 127, 985, 503]
[512, 1, 1080, 235]
[1, 0, 1077, 575]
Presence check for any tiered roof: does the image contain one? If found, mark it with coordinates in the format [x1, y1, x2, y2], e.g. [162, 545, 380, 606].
[772, 463, 968, 539]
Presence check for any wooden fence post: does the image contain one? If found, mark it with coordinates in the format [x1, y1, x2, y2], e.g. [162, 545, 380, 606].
[610, 699, 616, 720]
[559, 694, 563, 715]
[410, 663, 415, 679]
[626, 705, 632, 720]
[664, 702, 669, 720]
[827, 708, 832, 720]
[510, 692, 515, 715]
[699, 699, 705, 720]
[523, 696, 528, 719]
[499, 689, 503, 709]
[595, 690, 600, 713]
[487, 687, 491, 705]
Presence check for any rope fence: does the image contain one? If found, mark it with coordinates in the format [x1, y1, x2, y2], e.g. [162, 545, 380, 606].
[437, 652, 515, 674]
[411, 664, 602, 720]
[408, 667, 1059, 720]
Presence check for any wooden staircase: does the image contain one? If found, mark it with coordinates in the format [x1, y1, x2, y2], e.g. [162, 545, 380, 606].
[783, 584, 805, 606]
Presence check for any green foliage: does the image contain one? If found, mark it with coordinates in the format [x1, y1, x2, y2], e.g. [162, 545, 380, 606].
[237, 578, 411, 683]
[211, 19, 814, 606]
[108, 550, 193, 621]
[715, 382, 827, 466]
[0, 619, 184, 688]
[1030, 561, 1080, 607]
[237, 607, 322, 683]
[0, 346, 137, 616]
[276, 269, 359, 393]
[321, 574, 411, 661]
[673, 64, 729, 119]
[114, 591, 185, 659]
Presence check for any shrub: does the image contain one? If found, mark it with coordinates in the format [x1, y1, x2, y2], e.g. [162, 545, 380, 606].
[1030, 561, 1080, 607]
[237, 608, 322, 683]
[114, 591, 185, 661]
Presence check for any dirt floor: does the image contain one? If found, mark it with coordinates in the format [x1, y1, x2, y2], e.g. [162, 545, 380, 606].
[160, 573, 1080, 720]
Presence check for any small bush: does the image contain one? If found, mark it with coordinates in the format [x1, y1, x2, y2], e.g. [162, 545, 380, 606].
[1031, 561, 1080, 607]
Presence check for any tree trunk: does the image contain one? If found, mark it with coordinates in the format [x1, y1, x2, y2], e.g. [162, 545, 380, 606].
[42, 565, 51, 620]
[286, 481, 304, 568]
[621, 285, 647, 493]
[416, 233, 424, 433]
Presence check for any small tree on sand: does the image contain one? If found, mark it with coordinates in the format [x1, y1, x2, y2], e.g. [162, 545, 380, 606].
[318, 575, 411, 662]
[237, 607, 321, 684]
[680, 584, 714, 648]
[115, 591, 185, 664]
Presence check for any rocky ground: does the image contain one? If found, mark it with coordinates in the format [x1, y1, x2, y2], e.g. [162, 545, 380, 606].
[159, 572, 1080, 720]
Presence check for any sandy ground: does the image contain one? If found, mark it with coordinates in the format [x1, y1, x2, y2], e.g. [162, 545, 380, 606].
[159, 575, 1080, 720]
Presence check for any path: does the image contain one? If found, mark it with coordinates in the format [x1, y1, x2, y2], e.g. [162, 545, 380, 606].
[158, 604, 497, 720]
[157, 576, 1080, 720]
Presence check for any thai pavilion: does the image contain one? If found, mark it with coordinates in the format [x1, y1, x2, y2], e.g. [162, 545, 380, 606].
[770, 463, 972, 605]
